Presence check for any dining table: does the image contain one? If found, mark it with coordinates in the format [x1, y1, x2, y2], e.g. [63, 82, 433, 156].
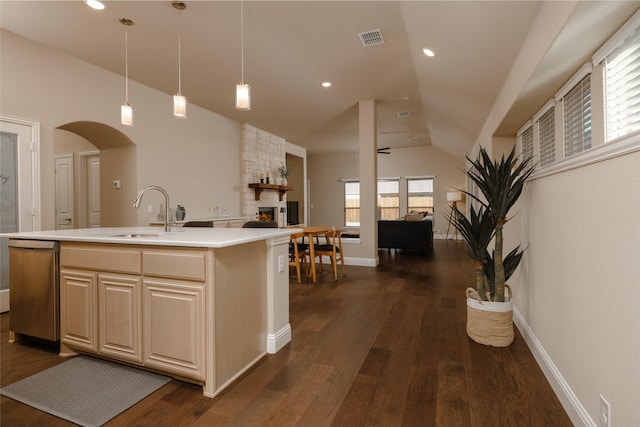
[289, 226, 330, 283]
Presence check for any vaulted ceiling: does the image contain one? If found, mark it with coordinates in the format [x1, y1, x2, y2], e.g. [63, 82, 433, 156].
[1, 1, 637, 159]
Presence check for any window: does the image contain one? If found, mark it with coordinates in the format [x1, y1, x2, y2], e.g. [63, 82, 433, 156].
[564, 74, 591, 157]
[377, 179, 399, 220]
[519, 125, 533, 161]
[344, 181, 360, 226]
[604, 26, 640, 141]
[407, 178, 434, 214]
[564, 74, 592, 157]
[344, 178, 434, 226]
[538, 106, 555, 166]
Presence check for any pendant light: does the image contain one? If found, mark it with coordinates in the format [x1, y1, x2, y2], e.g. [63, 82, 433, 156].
[236, 0, 251, 111]
[120, 18, 134, 126]
[172, 1, 187, 118]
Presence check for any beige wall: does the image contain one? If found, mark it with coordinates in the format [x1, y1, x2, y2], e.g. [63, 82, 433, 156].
[513, 153, 640, 425]
[472, 2, 640, 424]
[1, 30, 240, 229]
[308, 145, 465, 260]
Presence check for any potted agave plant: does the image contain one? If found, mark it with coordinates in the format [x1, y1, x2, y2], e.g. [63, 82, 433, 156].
[451, 146, 535, 347]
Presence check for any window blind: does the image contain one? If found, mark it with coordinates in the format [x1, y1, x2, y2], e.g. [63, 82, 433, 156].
[564, 74, 592, 157]
[520, 126, 533, 161]
[605, 26, 640, 141]
[537, 107, 555, 166]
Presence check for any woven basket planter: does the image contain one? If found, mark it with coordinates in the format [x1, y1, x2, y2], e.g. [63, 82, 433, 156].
[465, 284, 514, 347]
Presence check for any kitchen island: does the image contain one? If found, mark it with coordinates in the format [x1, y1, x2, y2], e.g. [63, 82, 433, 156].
[3, 226, 299, 397]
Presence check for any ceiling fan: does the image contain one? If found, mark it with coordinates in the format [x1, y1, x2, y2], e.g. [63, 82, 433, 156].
[377, 147, 391, 155]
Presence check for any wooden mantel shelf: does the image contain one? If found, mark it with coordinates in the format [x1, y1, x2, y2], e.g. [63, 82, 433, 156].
[249, 183, 294, 201]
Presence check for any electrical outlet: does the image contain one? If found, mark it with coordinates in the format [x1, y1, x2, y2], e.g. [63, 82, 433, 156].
[147, 204, 154, 214]
[600, 394, 611, 427]
[278, 255, 285, 272]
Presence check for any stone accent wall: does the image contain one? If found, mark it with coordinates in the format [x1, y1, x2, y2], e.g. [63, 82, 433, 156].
[240, 123, 287, 225]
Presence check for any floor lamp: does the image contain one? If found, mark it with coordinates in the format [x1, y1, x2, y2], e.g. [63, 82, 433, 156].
[445, 191, 463, 240]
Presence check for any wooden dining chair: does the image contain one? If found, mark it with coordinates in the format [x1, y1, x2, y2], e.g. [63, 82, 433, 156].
[289, 232, 309, 283]
[312, 228, 344, 281]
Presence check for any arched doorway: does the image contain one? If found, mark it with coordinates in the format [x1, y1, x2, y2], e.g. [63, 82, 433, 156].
[55, 122, 137, 227]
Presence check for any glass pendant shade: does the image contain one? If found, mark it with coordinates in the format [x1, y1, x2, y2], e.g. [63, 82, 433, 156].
[173, 94, 187, 118]
[236, 83, 251, 111]
[121, 103, 133, 126]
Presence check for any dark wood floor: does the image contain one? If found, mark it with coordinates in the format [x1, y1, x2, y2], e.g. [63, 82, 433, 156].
[1, 240, 571, 426]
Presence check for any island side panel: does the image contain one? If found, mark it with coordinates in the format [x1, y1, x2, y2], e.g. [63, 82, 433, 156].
[266, 236, 292, 353]
[213, 240, 267, 391]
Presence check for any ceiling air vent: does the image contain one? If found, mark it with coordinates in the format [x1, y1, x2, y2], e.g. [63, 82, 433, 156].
[358, 29, 384, 47]
[396, 111, 411, 118]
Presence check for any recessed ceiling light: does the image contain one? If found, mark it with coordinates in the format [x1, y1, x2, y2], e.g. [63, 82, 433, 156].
[85, 0, 106, 10]
[422, 48, 435, 57]
[321, 82, 332, 88]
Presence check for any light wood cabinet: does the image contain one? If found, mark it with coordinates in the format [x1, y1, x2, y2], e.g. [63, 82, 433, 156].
[212, 219, 244, 228]
[98, 273, 142, 364]
[60, 243, 207, 381]
[143, 278, 205, 380]
[141, 248, 207, 380]
[60, 269, 98, 353]
[57, 237, 280, 398]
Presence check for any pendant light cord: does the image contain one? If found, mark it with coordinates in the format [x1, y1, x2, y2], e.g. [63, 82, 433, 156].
[240, 0, 244, 84]
[125, 29, 129, 103]
[178, 11, 182, 94]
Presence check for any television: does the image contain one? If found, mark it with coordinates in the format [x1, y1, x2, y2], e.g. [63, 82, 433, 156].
[286, 201, 299, 225]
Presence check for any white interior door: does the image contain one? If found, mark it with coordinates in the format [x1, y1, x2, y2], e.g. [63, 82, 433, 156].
[0, 116, 40, 313]
[85, 153, 100, 227]
[55, 155, 74, 229]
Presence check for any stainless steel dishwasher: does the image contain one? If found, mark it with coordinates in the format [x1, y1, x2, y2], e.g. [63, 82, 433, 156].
[8, 239, 60, 341]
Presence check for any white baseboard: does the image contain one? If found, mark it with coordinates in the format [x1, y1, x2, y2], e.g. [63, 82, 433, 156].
[267, 323, 291, 354]
[345, 257, 377, 267]
[0, 289, 9, 313]
[513, 306, 595, 427]
[434, 233, 464, 240]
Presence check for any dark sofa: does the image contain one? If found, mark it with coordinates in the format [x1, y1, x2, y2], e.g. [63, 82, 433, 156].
[378, 217, 433, 255]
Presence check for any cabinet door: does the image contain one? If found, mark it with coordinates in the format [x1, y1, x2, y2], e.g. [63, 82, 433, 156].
[60, 269, 98, 353]
[143, 278, 205, 380]
[98, 273, 142, 364]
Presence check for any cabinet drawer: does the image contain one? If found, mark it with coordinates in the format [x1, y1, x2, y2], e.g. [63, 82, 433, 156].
[61, 244, 141, 274]
[143, 249, 206, 282]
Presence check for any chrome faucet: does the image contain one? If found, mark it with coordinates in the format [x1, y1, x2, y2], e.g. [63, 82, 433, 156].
[133, 185, 171, 232]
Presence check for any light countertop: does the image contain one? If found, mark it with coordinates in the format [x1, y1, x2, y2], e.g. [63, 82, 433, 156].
[1, 226, 302, 248]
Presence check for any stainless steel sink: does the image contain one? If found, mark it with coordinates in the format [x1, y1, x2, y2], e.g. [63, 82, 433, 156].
[110, 233, 160, 238]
